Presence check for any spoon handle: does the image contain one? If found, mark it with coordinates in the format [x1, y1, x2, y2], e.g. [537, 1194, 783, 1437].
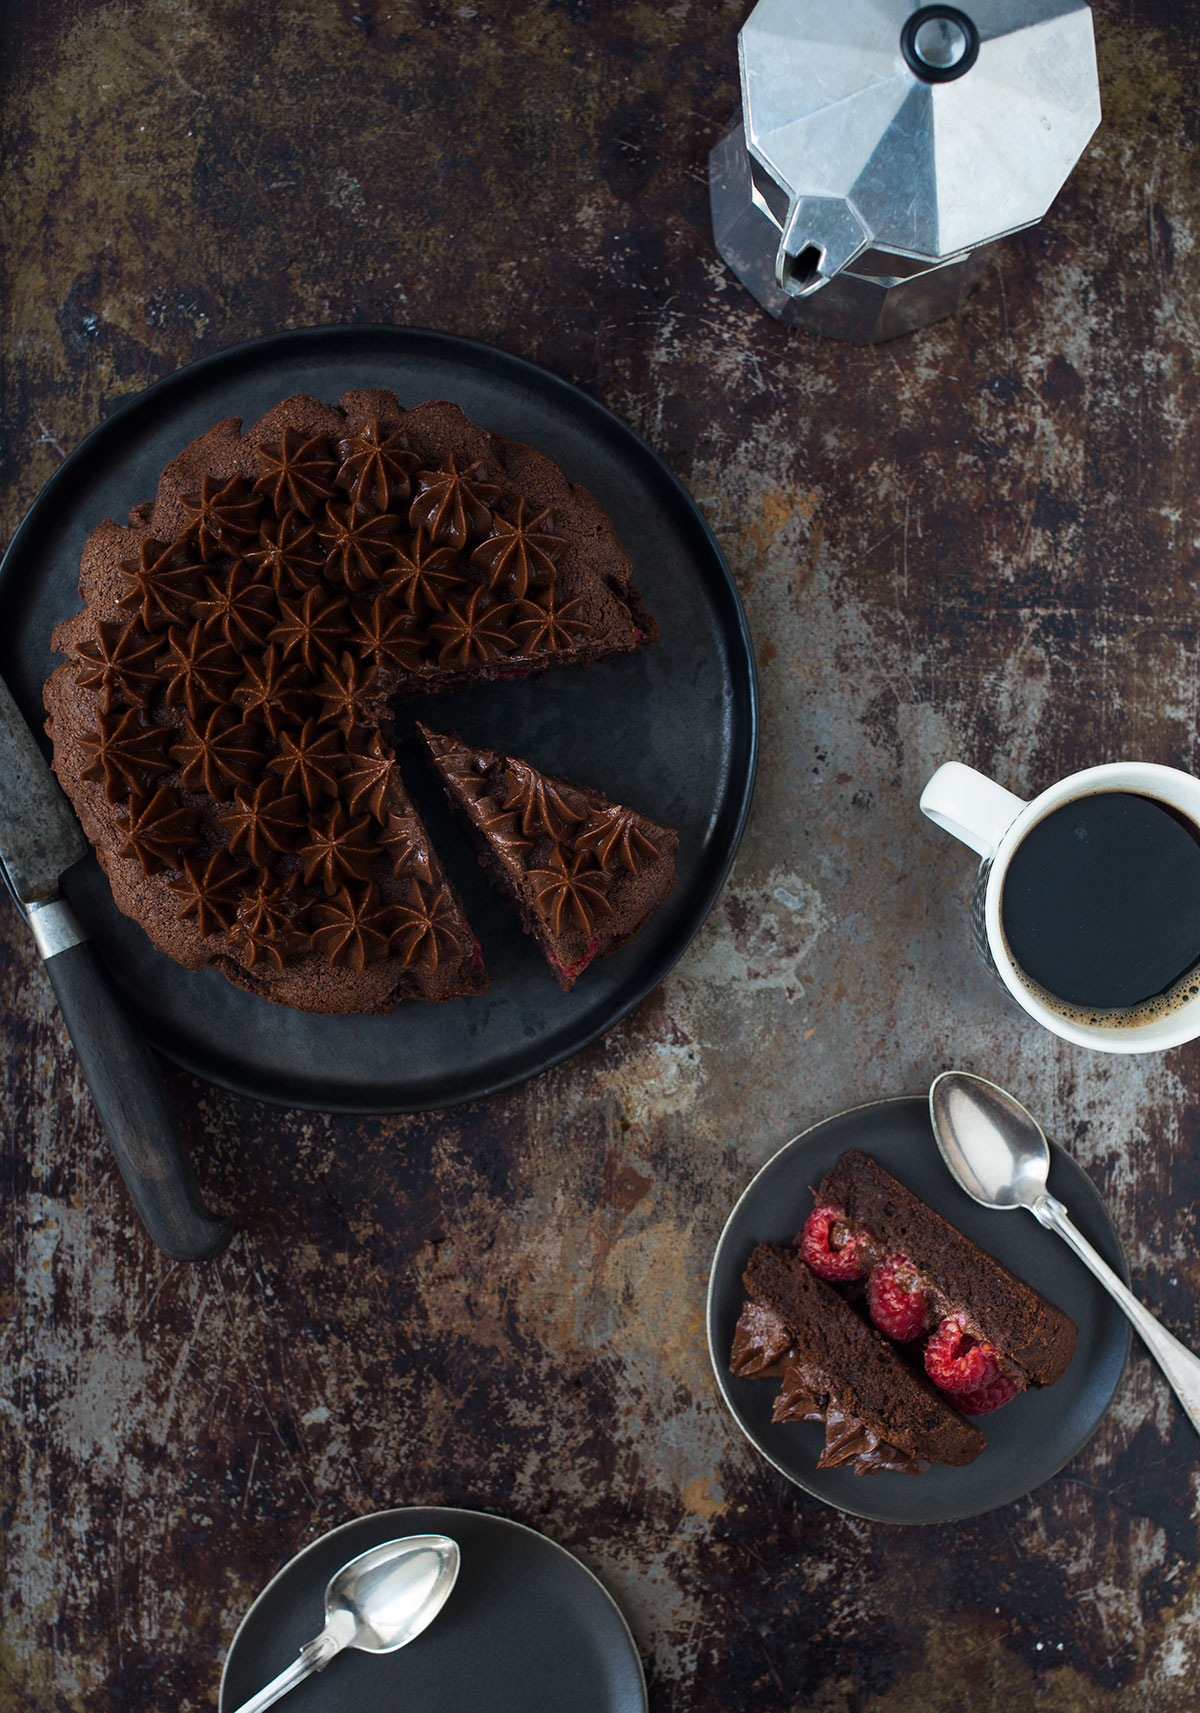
[1032, 1191, 1200, 1437]
[231, 1625, 346, 1713]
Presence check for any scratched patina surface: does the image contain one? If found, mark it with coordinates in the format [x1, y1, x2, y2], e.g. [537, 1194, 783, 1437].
[4, 1, 1200, 1708]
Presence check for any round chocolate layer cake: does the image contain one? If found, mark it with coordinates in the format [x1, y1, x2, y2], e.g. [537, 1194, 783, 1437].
[43, 389, 657, 1014]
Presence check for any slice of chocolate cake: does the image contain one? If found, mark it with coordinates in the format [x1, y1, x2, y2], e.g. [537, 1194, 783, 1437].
[43, 389, 657, 1013]
[737, 1244, 986, 1471]
[729, 1151, 1079, 1475]
[416, 724, 678, 989]
[816, 1150, 1077, 1391]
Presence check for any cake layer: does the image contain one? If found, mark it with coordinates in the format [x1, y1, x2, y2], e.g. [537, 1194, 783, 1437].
[742, 1243, 986, 1469]
[819, 1150, 1077, 1386]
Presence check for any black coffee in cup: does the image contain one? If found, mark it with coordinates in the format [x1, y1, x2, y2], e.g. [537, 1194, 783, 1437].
[1000, 790, 1200, 1019]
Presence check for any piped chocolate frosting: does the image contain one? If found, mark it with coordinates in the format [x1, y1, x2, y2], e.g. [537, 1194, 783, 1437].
[416, 724, 678, 990]
[735, 1242, 986, 1472]
[731, 1301, 929, 1474]
[44, 390, 657, 1012]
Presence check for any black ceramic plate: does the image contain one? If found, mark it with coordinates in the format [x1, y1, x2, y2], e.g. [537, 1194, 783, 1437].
[707, 1096, 1130, 1523]
[0, 326, 756, 1111]
[218, 1507, 647, 1713]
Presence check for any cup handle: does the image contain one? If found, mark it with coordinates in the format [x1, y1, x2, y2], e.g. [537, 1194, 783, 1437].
[919, 763, 1028, 860]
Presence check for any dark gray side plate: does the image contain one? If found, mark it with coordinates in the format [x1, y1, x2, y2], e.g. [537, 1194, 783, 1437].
[707, 1096, 1130, 1523]
[219, 1507, 647, 1713]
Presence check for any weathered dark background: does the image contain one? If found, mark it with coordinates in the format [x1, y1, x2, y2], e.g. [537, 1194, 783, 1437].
[4, 2, 1200, 1708]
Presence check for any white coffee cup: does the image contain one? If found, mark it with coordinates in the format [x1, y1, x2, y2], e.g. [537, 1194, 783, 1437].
[920, 760, 1200, 1053]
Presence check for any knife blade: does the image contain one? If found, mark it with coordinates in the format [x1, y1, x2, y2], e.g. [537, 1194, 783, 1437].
[0, 671, 88, 902]
[0, 670, 232, 1262]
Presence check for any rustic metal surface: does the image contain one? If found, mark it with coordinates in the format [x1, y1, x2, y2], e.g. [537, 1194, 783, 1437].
[3, 2, 1199, 1708]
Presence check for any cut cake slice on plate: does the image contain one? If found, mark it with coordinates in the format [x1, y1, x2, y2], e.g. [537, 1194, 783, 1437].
[415, 723, 678, 989]
[817, 1149, 1078, 1388]
[729, 1150, 1080, 1475]
[737, 1243, 987, 1472]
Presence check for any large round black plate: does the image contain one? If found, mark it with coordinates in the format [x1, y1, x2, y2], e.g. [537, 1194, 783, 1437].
[218, 1508, 647, 1713]
[0, 326, 756, 1111]
[707, 1096, 1130, 1523]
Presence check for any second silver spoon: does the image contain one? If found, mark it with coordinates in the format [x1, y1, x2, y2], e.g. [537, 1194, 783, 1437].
[232, 1532, 460, 1713]
[929, 1069, 1200, 1438]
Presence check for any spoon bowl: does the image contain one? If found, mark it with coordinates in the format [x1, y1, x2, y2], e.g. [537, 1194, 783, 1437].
[929, 1070, 1052, 1210]
[233, 1532, 460, 1713]
[326, 1536, 460, 1653]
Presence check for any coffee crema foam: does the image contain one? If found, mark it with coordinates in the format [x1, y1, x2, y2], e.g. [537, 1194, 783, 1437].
[1006, 953, 1200, 1030]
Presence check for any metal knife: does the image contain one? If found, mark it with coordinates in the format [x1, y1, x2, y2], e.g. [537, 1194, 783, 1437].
[0, 669, 232, 1261]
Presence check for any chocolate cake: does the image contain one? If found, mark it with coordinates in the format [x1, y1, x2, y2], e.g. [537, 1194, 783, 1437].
[737, 1244, 986, 1472]
[730, 1151, 1077, 1474]
[416, 724, 678, 988]
[43, 390, 657, 1013]
[818, 1150, 1078, 1388]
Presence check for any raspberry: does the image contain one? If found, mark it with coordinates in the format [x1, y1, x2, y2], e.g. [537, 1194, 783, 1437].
[799, 1203, 866, 1282]
[955, 1371, 1021, 1415]
[923, 1314, 1001, 1394]
[867, 1254, 929, 1341]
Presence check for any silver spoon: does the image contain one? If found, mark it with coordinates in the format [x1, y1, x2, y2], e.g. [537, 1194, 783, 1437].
[232, 1533, 460, 1713]
[929, 1070, 1200, 1438]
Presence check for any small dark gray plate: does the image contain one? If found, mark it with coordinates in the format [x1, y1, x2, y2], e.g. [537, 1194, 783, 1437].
[0, 326, 757, 1112]
[218, 1508, 647, 1713]
[707, 1096, 1131, 1524]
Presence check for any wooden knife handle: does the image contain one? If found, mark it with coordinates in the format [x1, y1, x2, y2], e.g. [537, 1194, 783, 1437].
[30, 897, 233, 1262]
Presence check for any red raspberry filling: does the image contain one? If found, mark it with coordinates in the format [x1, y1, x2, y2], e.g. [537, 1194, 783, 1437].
[955, 1371, 1020, 1415]
[867, 1254, 929, 1342]
[546, 939, 600, 985]
[797, 1205, 1025, 1418]
[800, 1204, 867, 1282]
[924, 1313, 1002, 1395]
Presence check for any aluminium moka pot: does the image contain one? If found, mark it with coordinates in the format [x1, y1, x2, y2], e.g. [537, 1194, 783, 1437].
[710, 0, 1102, 343]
